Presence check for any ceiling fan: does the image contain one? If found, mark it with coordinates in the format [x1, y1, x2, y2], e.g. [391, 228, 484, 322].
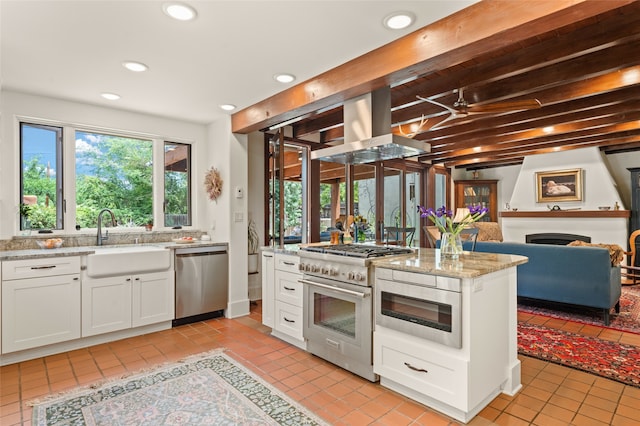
[417, 88, 542, 129]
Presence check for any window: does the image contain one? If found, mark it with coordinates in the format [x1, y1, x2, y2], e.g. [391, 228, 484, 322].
[164, 142, 191, 227]
[20, 123, 63, 230]
[75, 131, 153, 228]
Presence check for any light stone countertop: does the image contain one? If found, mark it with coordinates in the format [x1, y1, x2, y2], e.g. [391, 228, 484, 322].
[260, 245, 302, 255]
[0, 241, 228, 261]
[371, 248, 528, 279]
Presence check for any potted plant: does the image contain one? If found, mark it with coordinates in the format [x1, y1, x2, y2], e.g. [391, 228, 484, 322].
[19, 203, 32, 234]
[248, 219, 259, 273]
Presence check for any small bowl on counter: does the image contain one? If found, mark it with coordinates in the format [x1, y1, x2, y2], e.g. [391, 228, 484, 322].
[36, 238, 64, 249]
[598, 206, 611, 211]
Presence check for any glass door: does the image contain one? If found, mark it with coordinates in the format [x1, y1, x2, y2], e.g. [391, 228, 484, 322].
[353, 164, 376, 243]
[406, 171, 420, 246]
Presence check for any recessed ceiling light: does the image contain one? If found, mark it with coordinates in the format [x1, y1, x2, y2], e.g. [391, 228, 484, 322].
[101, 93, 120, 101]
[383, 11, 415, 30]
[274, 73, 296, 84]
[163, 2, 197, 21]
[220, 104, 236, 111]
[122, 61, 148, 72]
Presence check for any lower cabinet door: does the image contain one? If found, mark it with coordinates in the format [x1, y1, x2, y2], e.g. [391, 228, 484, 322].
[82, 276, 132, 337]
[2, 274, 81, 353]
[132, 271, 174, 327]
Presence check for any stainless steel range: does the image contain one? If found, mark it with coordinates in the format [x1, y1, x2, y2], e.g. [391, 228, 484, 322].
[298, 244, 413, 382]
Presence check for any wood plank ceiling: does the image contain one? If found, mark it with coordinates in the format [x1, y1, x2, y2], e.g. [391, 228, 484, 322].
[236, 1, 640, 171]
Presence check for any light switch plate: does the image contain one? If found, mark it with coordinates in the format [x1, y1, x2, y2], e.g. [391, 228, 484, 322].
[234, 212, 243, 222]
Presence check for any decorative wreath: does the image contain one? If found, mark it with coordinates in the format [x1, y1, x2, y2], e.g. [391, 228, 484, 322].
[204, 167, 223, 201]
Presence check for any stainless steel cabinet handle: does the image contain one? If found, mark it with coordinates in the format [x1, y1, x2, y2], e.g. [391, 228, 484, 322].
[30, 265, 56, 270]
[404, 362, 428, 373]
[283, 286, 295, 291]
[283, 261, 295, 266]
[263, 254, 273, 258]
[284, 317, 295, 323]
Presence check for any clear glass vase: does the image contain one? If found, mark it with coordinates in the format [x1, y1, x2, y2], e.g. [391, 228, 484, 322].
[440, 232, 463, 259]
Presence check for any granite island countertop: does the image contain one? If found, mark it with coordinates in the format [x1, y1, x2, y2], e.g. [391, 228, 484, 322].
[371, 248, 528, 279]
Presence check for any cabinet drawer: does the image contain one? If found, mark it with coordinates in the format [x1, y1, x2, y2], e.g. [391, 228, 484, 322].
[374, 330, 468, 409]
[276, 271, 303, 306]
[274, 300, 303, 341]
[275, 254, 300, 273]
[2, 256, 81, 280]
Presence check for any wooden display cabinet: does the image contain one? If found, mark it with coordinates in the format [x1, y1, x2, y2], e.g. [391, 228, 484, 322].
[454, 180, 498, 222]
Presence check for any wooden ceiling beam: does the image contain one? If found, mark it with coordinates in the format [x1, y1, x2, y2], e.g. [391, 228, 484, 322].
[233, 1, 633, 133]
[391, 3, 640, 108]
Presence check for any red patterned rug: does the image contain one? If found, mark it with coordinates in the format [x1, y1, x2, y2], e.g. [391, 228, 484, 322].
[518, 322, 640, 387]
[517, 285, 640, 334]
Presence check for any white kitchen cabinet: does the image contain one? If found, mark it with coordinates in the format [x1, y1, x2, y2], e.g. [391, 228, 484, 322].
[261, 251, 275, 328]
[82, 275, 132, 337]
[272, 253, 306, 349]
[1, 257, 81, 353]
[83, 270, 173, 337]
[374, 267, 519, 423]
[132, 271, 174, 327]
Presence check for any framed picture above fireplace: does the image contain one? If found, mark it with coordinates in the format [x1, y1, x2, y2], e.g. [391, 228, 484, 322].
[536, 168, 582, 202]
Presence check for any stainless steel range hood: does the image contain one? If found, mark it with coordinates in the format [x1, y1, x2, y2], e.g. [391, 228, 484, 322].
[310, 87, 430, 164]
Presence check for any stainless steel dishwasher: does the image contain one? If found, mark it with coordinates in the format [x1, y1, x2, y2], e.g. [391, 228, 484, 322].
[173, 245, 228, 326]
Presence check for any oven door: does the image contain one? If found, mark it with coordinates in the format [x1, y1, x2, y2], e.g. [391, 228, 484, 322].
[375, 278, 462, 348]
[300, 276, 376, 381]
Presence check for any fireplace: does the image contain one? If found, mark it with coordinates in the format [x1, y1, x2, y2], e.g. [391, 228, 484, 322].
[526, 233, 591, 245]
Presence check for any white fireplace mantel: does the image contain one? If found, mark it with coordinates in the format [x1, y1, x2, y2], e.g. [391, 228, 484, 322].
[500, 210, 630, 252]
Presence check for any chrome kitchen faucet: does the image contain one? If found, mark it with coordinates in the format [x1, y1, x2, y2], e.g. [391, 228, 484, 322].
[96, 208, 117, 246]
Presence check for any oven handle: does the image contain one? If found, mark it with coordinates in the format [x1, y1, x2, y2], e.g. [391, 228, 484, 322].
[299, 278, 369, 299]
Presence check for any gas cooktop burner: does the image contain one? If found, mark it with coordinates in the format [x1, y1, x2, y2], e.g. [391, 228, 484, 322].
[301, 244, 413, 258]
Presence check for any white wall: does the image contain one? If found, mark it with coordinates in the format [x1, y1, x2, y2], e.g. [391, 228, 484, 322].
[508, 147, 623, 211]
[604, 151, 637, 209]
[247, 131, 265, 300]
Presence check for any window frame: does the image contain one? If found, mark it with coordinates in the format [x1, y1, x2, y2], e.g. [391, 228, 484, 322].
[164, 141, 192, 227]
[19, 122, 64, 230]
[17, 117, 195, 235]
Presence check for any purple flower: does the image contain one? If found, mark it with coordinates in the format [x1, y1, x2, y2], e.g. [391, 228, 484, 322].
[418, 204, 487, 235]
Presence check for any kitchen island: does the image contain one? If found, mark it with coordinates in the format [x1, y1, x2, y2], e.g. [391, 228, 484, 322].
[371, 249, 527, 423]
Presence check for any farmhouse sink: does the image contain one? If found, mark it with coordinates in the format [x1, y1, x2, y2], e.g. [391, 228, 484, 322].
[86, 245, 171, 278]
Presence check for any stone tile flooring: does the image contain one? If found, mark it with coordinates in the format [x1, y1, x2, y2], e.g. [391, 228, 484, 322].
[1, 302, 639, 425]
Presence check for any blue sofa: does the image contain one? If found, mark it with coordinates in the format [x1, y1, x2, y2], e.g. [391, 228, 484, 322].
[469, 241, 621, 325]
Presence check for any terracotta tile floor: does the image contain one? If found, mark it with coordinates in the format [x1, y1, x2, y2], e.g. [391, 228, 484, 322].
[1, 302, 639, 425]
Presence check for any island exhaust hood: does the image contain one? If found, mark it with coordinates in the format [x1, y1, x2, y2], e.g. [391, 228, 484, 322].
[310, 87, 430, 164]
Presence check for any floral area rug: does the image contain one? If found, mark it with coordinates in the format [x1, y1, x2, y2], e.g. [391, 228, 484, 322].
[518, 322, 640, 388]
[517, 285, 640, 334]
[31, 349, 327, 426]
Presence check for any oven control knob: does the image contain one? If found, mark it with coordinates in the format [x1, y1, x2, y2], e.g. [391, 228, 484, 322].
[305, 264, 312, 272]
[347, 272, 355, 280]
[355, 272, 365, 282]
[298, 263, 305, 272]
[311, 265, 319, 273]
[329, 268, 339, 277]
[321, 267, 329, 275]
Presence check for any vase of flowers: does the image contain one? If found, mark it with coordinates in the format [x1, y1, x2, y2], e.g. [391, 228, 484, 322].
[418, 205, 488, 259]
